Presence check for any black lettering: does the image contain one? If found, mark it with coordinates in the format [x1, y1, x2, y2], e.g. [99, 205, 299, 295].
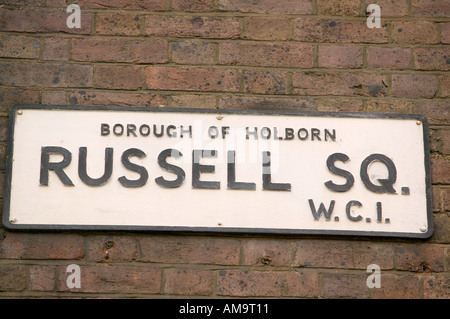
[311, 128, 321, 141]
[273, 127, 283, 140]
[346, 200, 363, 222]
[78, 147, 113, 186]
[324, 129, 336, 142]
[127, 124, 137, 137]
[118, 148, 148, 188]
[262, 151, 291, 191]
[246, 127, 258, 140]
[260, 127, 271, 140]
[192, 150, 220, 189]
[324, 153, 355, 192]
[222, 126, 230, 139]
[113, 124, 124, 136]
[298, 128, 308, 140]
[167, 125, 177, 138]
[227, 150, 256, 190]
[153, 124, 164, 137]
[208, 126, 219, 139]
[308, 199, 335, 221]
[155, 149, 185, 188]
[101, 123, 110, 136]
[285, 128, 294, 140]
[180, 125, 192, 138]
[139, 124, 150, 136]
[40, 146, 74, 186]
[360, 154, 397, 194]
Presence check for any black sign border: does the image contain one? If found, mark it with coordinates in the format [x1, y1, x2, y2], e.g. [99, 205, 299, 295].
[2, 104, 434, 239]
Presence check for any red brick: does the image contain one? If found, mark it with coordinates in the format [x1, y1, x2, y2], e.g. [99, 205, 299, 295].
[145, 66, 240, 92]
[363, 0, 409, 17]
[172, 40, 216, 65]
[318, 45, 363, 68]
[0, 144, 6, 170]
[169, 94, 217, 108]
[243, 70, 289, 95]
[443, 188, 450, 212]
[72, 38, 168, 63]
[0, 34, 40, 59]
[371, 274, 421, 299]
[0, 233, 84, 259]
[145, 15, 240, 39]
[43, 38, 69, 61]
[164, 269, 214, 295]
[391, 74, 437, 98]
[294, 18, 388, 43]
[242, 239, 292, 266]
[78, 0, 166, 10]
[218, 0, 313, 14]
[0, 88, 40, 113]
[430, 129, 450, 155]
[315, 98, 364, 112]
[172, 0, 216, 11]
[414, 47, 450, 71]
[242, 17, 290, 41]
[293, 240, 394, 269]
[423, 274, 450, 299]
[321, 273, 369, 298]
[366, 99, 413, 114]
[42, 90, 66, 105]
[439, 76, 450, 97]
[86, 236, 137, 262]
[430, 213, 450, 243]
[0, 62, 93, 88]
[413, 100, 449, 125]
[218, 270, 318, 297]
[412, 0, 450, 17]
[396, 244, 446, 272]
[367, 47, 411, 70]
[431, 155, 450, 184]
[58, 265, 162, 294]
[219, 42, 314, 68]
[1, 0, 41, 5]
[218, 96, 314, 111]
[96, 12, 142, 36]
[0, 8, 92, 34]
[0, 265, 27, 291]
[69, 90, 168, 107]
[391, 21, 439, 44]
[139, 236, 240, 265]
[317, 0, 362, 16]
[94, 65, 142, 90]
[442, 23, 450, 44]
[29, 265, 55, 291]
[293, 71, 388, 97]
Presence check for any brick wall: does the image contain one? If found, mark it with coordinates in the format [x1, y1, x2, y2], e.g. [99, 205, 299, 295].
[0, 0, 449, 299]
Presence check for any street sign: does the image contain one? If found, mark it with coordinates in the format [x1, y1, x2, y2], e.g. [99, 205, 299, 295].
[3, 105, 433, 238]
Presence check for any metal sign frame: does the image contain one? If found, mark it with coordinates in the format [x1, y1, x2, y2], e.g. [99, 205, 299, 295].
[2, 104, 433, 238]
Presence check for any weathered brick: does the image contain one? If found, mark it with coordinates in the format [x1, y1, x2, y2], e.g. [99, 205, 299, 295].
[0, 8, 92, 34]
[42, 90, 67, 105]
[441, 22, 450, 44]
[314, 98, 364, 112]
[293, 71, 388, 97]
[43, 38, 69, 61]
[363, 0, 409, 17]
[423, 274, 450, 299]
[443, 188, 450, 212]
[0, 34, 40, 59]
[294, 18, 388, 43]
[0, 62, 93, 88]
[96, 12, 141, 36]
[430, 213, 450, 243]
[431, 155, 450, 184]
[218, 270, 318, 297]
[391, 21, 439, 44]
[58, 265, 162, 294]
[366, 99, 413, 114]
[169, 94, 217, 108]
[94, 65, 142, 90]
[72, 38, 168, 63]
[145, 15, 240, 39]
[242, 239, 292, 266]
[396, 244, 446, 272]
[414, 47, 450, 71]
[219, 42, 314, 68]
[391, 74, 437, 98]
[412, 0, 450, 17]
[318, 45, 363, 68]
[0, 233, 84, 259]
[29, 265, 55, 291]
[367, 47, 411, 70]
[218, 0, 313, 14]
[0, 143, 6, 170]
[0, 88, 40, 113]
[321, 273, 369, 298]
[218, 96, 314, 111]
[439, 76, 450, 98]
[293, 240, 394, 269]
[69, 90, 168, 107]
[86, 235, 137, 262]
[371, 274, 421, 299]
[78, 0, 166, 10]
[243, 70, 289, 95]
[139, 236, 240, 265]
[242, 17, 290, 41]
[1, 0, 42, 5]
[145, 66, 240, 92]
[317, 0, 362, 16]
[430, 129, 450, 154]
[164, 269, 214, 295]
[172, 40, 216, 65]
[0, 265, 27, 291]
[171, 0, 216, 12]
[413, 100, 449, 125]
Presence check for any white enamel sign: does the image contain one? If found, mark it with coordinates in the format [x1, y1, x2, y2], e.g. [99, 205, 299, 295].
[3, 105, 433, 238]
